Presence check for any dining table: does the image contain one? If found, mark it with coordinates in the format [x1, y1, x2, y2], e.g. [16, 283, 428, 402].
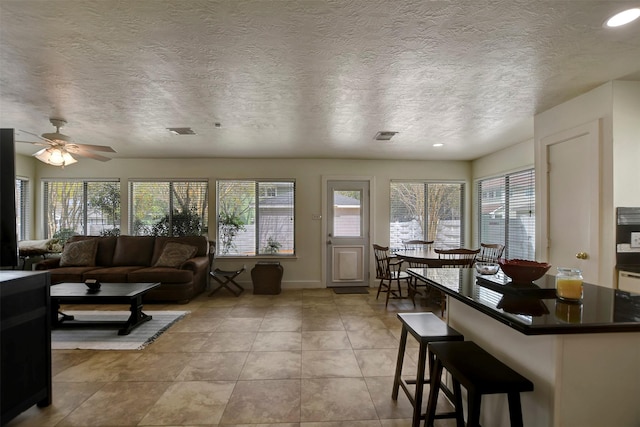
[393, 248, 443, 266]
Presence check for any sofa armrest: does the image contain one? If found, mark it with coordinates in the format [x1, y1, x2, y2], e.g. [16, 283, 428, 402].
[181, 256, 209, 273]
[181, 256, 210, 293]
[34, 257, 61, 270]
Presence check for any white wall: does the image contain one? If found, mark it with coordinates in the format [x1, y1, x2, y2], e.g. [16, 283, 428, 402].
[16, 155, 471, 288]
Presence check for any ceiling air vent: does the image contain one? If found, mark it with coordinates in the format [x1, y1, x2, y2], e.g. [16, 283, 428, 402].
[166, 127, 196, 135]
[374, 131, 398, 141]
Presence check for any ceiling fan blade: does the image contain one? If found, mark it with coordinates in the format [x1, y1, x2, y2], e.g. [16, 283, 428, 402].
[15, 139, 48, 146]
[17, 129, 56, 144]
[69, 148, 112, 162]
[17, 129, 42, 139]
[72, 143, 116, 153]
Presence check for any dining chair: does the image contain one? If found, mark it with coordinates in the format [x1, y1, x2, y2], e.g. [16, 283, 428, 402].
[402, 239, 434, 251]
[434, 248, 480, 268]
[373, 244, 412, 307]
[477, 243, 505, 263]
[401, 240, 435, 306]
[432, 248, 480, 315]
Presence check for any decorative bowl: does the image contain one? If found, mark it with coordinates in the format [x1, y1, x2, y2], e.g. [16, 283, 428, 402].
[85, 280, 101, 291]
[474, 262, 499, 275]
[498, 259, 551, 283]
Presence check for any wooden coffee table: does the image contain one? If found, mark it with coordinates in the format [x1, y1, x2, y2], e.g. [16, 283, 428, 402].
[50, 282, 160, 335]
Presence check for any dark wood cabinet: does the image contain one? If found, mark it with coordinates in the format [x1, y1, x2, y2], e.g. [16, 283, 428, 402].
[1, 271, 52, 426]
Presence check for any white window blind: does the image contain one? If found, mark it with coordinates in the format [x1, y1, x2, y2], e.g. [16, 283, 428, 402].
[477, 169, 535, 260]
[217, 180, 295, 256]
[43, 179, 120, 239]
[15, 177, 30, 240]
[129, 180, 208, 236]
[390, 181, 465, 251]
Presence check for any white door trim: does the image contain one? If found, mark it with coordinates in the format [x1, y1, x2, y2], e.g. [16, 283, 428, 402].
[321, 175, 375, 288]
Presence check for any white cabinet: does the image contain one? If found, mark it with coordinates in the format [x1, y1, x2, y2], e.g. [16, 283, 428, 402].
[618, 270, 640, 293]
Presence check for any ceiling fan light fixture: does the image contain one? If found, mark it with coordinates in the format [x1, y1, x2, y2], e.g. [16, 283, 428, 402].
[605, 8, 640, 27]
[34, 147, 78, 167]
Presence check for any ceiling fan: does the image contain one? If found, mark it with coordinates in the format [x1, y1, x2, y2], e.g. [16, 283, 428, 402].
[17, 118, 116, 167]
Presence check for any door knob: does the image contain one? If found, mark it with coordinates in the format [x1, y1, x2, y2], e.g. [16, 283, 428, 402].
[575, 252, 588, 260]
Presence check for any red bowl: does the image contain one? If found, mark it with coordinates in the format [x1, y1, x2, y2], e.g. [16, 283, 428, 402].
[498, 259, 551, 283]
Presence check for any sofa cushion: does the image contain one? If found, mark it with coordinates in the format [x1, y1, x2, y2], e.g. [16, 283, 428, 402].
[49, 267, 102, 284]
[152, 236, 208, 264]
[154, 242, 198, 267]
[112, 236, 155, 266]
[60, 239, 98, 267]
[67, 235, 117, 267]
[83, 266, 147, 283]
[128, 267, 193, 284]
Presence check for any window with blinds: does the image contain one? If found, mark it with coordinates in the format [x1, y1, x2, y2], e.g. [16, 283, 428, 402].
[390, 181, 465, 251]
[16, 177, 30, 240]
[477, 168, 535, 260]
[129, 180, 208, 236]
[217, 180, 295, 256]
[43, 179, 121, 239]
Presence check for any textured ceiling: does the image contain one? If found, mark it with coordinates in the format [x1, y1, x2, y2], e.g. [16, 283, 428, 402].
[1, 0, 640, 161]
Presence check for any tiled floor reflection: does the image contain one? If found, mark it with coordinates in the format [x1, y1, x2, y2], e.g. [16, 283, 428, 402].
[7, 287, 458, 426]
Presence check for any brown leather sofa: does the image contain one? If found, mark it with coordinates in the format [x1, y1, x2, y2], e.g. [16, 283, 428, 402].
[35, 235, 209, 303]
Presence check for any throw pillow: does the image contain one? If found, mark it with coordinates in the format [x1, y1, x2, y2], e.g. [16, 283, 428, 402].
[59, 239, 98, 267]
[154, 242, 198, 268]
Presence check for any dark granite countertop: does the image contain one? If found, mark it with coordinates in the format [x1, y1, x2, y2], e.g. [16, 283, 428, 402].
[407, 267, 640, 335]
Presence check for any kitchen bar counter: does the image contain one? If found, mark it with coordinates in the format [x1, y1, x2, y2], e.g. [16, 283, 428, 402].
[407, 267, 640, 427]
[407, 267, 640, 335]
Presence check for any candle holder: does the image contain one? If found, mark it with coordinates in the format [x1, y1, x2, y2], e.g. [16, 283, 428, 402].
[555, 267, 583, 301]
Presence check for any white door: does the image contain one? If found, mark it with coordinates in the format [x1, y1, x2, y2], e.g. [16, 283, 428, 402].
[326, 180, 370, 287]
[540, 120, 600, 283]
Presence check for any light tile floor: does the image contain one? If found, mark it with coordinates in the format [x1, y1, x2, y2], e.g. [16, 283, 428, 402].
[7, 287, 458, 426]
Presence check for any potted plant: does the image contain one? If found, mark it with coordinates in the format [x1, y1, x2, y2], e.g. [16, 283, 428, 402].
[263, 237, 281, 255]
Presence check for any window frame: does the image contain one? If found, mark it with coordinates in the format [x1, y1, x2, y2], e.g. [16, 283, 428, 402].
[42, 178, 121, 239]
[390, 180, 466, 251]
[128, 178, 209, 237]
[16, 176, 30, 241]
[216, 179, 296, 257]
[476, 168, 535, 260]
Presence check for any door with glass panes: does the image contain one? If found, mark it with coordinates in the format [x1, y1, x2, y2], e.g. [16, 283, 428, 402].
[326, 180, 370, 287]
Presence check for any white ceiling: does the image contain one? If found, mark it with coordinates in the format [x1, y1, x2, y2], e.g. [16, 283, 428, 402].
[1, 0, 640, 162]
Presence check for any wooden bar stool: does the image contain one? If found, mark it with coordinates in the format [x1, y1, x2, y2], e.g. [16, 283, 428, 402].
[392, 313, 464, 427]
[425, 341, 534, 427]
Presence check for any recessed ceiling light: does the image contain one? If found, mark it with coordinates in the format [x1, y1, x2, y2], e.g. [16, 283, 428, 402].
[605, 8, 640, 27]
[374, 131, 398, 141]
[433, 143, 444, 147]
[166, 127, 196, 135]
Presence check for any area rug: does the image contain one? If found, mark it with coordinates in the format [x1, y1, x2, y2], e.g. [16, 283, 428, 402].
[332, 287, 370, 294]
[51, 310, 189, 350]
